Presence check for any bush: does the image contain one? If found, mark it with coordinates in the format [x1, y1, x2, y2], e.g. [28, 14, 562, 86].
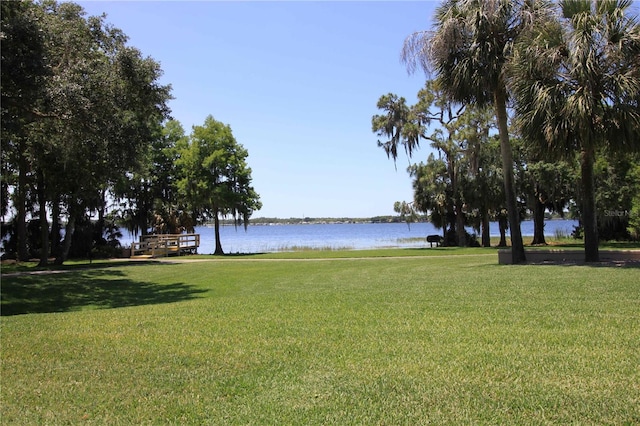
[628, 198, 640, 241]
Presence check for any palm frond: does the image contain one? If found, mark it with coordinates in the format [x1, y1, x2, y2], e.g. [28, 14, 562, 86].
[401, 30, 432, 76]
[512, 0, 640, 157]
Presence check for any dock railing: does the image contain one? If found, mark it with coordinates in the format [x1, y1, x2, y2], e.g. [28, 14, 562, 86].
[130, 233, 200, 258]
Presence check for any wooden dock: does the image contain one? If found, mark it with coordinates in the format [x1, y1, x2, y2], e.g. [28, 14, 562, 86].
[130, 234, 200, 258]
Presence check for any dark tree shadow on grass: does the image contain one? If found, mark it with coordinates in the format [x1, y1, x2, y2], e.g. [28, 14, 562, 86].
[476, 260, 640, 269]
[1, 267, 208, 316]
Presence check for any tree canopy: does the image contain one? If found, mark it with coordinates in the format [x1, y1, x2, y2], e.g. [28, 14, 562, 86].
[1, 2, 261, 262]
[177, 115, 262, 255]
[399, 0, 557, 263]
[510, 0, 640, 261]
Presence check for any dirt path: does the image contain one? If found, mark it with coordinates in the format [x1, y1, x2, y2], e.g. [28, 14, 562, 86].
[1, 253, 497, 276]
[150, 253, 498, 263]
[5, 252, 635, 277]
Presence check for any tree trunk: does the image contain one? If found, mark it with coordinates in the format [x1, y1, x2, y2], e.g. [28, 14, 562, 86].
[456, 201, 466, 247]
[498, 214, 508, 247]
[450, 156, 467, 247]
[531, 198, 547, 245]
[213, 209, 224, 255]
[37, 172, 49, 267]
[96, 187, 107, 245]
[481, 209, 491, 247]
[56, 213, 76, 265]
[494, 90, 525, 263]
[580, 148, 599, 262]
[50, 199, 62, 259]
[447, 214, 457, 247]
[16, 152, 29, 261]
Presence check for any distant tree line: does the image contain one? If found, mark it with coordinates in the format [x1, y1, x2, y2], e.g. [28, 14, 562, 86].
[226, 216, 421, 225]
[373, 0, 640, 262]
[1, 1, 260, 263]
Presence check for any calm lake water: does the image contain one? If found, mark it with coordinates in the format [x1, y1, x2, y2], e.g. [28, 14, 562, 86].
[126, 219, 578, 255]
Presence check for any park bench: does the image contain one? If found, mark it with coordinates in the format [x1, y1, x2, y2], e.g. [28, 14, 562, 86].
[427, 234, 443, 248]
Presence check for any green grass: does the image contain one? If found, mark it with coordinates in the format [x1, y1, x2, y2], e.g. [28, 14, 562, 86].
[2, 250, 639, 424]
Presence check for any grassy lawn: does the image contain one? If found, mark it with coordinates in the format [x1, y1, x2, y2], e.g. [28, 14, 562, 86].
[1, 250, 639, 424]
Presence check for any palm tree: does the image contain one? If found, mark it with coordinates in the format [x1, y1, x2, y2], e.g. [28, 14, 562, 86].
[510, 0, 640, 262]
[401, 0, 552, 263]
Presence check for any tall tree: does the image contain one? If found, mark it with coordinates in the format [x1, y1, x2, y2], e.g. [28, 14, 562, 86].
[115, 119, 187, 237]
[1, 0, 49, 261]
[373, 81, 472, 246]
[44, 2, 171, 264]
[511, 0, 640, 261]
[523, 159, 575, 245]
[1, 1, 171, 264]
[628, 160, 640, 239]
[593, 151, 640, 241]
[401, 0, 553, 263]
[178, 115, 261, 255]
[415, 81, 469, 246]
[408, 110, 504, 248]
[409, 155, 450, 240]
[453, 106, 498, 247]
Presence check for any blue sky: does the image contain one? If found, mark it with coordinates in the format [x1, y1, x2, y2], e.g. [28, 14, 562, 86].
[78, 1, 439, 218]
